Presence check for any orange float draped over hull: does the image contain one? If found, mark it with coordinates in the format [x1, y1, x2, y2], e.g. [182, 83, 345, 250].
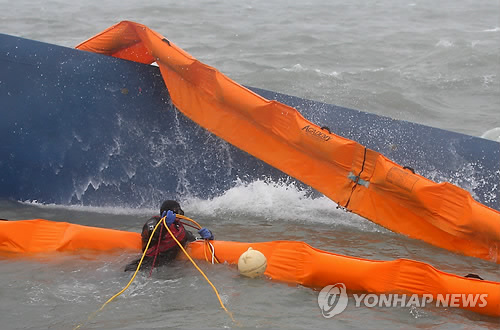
[0, 219, 499, 317]
[75, 21, 500, 264]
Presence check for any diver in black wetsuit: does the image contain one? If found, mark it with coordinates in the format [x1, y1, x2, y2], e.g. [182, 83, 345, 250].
[124, 200, 214, 272]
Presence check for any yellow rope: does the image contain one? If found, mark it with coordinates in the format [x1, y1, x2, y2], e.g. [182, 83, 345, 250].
[177, 214, 219, 264]
[205, 240, 220, 264]
[161, 217, 238, 325]
[73, 217, 163, 330]
[74, 215, 237, 329]
[176, 214, 202, 229]
[204, 240, 209, 262]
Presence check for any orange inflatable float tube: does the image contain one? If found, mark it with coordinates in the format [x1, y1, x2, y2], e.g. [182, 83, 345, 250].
[0, 219, 140, 254]
[75, 21, 500, 264]
[0, 219, 498, 317]
[188, 240, 500, 318]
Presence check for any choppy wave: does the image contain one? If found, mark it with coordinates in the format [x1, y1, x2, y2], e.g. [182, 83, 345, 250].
[282, 63, 341, 78]
[183, 179, 385, 232]
[21, 200, 155, 216]
[21, 178, 385, 233]
[435, 39, 454, 48]
[481, 127, 500, 142]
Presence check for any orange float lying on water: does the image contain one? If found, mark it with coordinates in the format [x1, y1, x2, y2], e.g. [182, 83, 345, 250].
[75, 21, 500, 264]
[1, 219, 498, 317]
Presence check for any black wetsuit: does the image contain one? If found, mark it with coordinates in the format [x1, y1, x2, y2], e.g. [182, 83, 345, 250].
[124, 217, 196, 272]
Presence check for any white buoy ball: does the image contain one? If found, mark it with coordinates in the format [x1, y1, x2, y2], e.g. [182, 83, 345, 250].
[237, 247, 267, 278]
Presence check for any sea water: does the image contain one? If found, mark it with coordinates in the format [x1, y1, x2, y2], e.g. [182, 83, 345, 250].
[1, 0, 499, 329]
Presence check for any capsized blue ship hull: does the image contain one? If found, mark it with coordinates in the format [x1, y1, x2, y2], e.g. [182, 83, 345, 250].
[1, 33, 498, 210]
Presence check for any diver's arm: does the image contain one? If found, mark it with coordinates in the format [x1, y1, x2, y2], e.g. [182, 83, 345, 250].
[124, 256, 153, 272]
[185, 230, 196, 242]
[124, 258, 140, 272]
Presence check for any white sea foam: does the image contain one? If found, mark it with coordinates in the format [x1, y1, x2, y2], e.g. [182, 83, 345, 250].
[183, 179, 384, 232]
[21, 200, 154, 215]
[483, 27, 500, 32]
[283, 64, 341, 78]
[22, 178, 382, 232]
[482, 74, 496, 86]
[481, 127, 500, 142]
[282, 63, 306, 72]
[435, 39, 453, 48]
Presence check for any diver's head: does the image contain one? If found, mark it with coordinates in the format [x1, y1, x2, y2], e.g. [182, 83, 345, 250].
[160, 200, 184, 216]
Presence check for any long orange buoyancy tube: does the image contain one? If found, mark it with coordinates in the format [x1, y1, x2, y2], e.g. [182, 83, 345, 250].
[0, 219, 499, 317]
[75, 21, 500, 263]
[0, 219, 141, 254]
